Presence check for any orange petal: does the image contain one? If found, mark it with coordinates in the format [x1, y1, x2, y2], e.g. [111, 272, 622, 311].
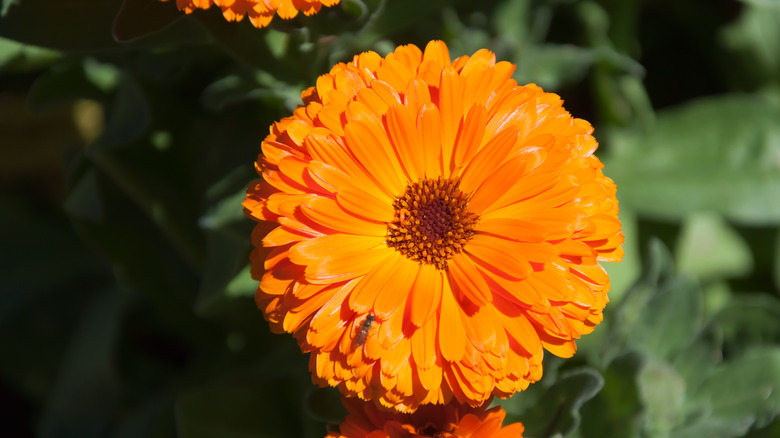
[304, 133, 379, 195]
[379, 337, 411, 377]
[465, 234, 531, 280]
[336, 182, 395, 223]
[462, 306, 498, 353]
[422, 40, 451, 66]
[301, 196, 386, 236]
[373, 257, 419, 320]
[452, 104, 488, 170]
[396, 362, 414, 396]
[282, 284, 334, 332]
[344, 119, 406, 197]
[416, 359, 443, 392]
[259, 269, 294, 297]
[484, 203, 584, 240]
[462, 62, 495, 109]
[459, 126, 520, 196]
[386, 104, 424, 182]
[527, 266, 579, 302]
[448, 362, 488, 403]
[494, 423, 525, 438]
[459, 49, 496, 77]
[352, 87, 392, 120]
[411, 313, 438, 370]
[408, 264, 443, 328]
[438, 281, 466, 362]
[470, 414, 504, 438]
[276, 155, 313, 189]
[448, 252, 492, 307]
[417, 103, 443, 178]
[454, 413, 483, 436]
[540, 334, 577, 358]
[376, 51, 414, 92]
[377, 303, 406, 350]
[475, 217, 548, 242]
[467, 153, 529, 214]
[262, 225, 311, 247]
[404, 77, 432, 115]
[289, 233, 382, 264]
[438, 66, 464, 175]
[485, 168, 560, 215]
[308, 281, 356, 348]
[498, 310, 542, 358]
[291, 235, 390, 284]
[485, 307, 509, 359]
[348, 251, 405, 314]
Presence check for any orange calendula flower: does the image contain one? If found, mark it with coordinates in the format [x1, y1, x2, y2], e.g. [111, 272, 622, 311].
[243, 41, 623, 411]
[327, 398, 524, 438]
[160, 0, 340, 28]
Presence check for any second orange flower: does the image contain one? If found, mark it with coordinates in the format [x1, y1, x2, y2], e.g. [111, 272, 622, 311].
[244, 41, 623, 412]
[162, 0, 340, 28]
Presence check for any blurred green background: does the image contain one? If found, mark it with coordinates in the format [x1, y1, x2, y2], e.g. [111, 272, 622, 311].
[1, 0, 779, 437]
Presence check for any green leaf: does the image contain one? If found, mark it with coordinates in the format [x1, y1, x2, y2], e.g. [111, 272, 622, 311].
[0, 36, 60, 70]
[580, 353, 643, 438]
[175, 345, 324, 438]
[112, 0, 184, 43]
[82, 57, 121, 92]
[200, 74, 301, 113]
[304, 387, 346, 424]
[371, 0, 467, 37]
[675, 212, 753, 281]
[637, 358, 686, 437]
[0, 193, 105, 412]
[441, 8, 491, 61]
[707, 295, 780, 359]
[92, 73, 150, 149]
[775, 230, 780, 292]
[604, 239, 699, 364]
[515, 44, 594, 91]
[195, 170, 261, 313]
[679, 347, 780, 437]
[224, 264, 257, 298]
[194, 11, 304, 78]
[515, 44, 643, 92]
[114, 393, 176, 438]
[340, 0, 369, 20]
[26, 59, 109, 111]
[517, 368, 604, 438]
[38, 289, 129, 438]
[1, 0, 18, 17]
[720, 0, 780, 88]
[177, 379, 306, 438]
[628, 274, 703, 361]
[195, 227, 253, 315]
[63, 167, 104, 222]
[66, 163, 208, 343]
[493, 0, 533, 45]
[605, 95, 780, 225]
[0, 0, 124, 50]
[603, 208, 640, 305]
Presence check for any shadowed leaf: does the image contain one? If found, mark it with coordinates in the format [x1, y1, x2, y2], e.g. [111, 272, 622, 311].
[517, 368, 604, 438]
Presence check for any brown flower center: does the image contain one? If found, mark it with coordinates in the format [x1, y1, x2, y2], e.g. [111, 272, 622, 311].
[386, 177, 478, 270]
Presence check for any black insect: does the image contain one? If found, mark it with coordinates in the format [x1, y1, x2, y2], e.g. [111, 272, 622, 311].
[355, 314, 375, 346]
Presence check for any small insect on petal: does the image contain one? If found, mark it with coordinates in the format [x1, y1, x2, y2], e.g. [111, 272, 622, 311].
[355, 313, 375, 347]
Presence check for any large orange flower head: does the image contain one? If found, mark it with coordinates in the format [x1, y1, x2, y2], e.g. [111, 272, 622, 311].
[161, 0, 340, 28]
[327, 398, 524, 438]
[243, 41, 623, 411]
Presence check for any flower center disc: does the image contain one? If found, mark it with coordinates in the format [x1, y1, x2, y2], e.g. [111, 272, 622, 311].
[386, 177, 478, 270]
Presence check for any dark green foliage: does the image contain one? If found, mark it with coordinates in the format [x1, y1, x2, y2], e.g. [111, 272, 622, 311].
[1, 0, 779, 437]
